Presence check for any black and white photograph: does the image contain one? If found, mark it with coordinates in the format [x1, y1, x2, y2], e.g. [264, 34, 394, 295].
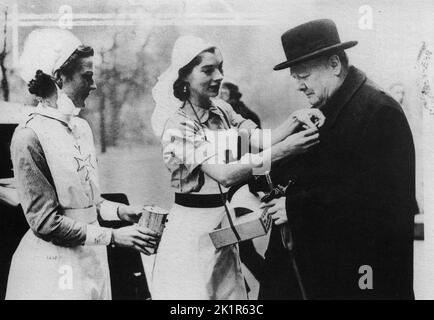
[0, 0, 433, 304]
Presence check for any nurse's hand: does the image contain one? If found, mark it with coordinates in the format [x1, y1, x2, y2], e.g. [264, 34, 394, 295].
[290, 108, 325, 129]
[281, 127, 319, 157]
[113, 225, 160, 255]
[117, 204, 144, 223]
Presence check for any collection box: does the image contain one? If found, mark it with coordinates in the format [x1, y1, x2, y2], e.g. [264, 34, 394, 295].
[209, 208, 272, 249]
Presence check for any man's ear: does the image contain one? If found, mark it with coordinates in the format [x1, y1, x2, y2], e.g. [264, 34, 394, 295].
[328, 55, 342, 76]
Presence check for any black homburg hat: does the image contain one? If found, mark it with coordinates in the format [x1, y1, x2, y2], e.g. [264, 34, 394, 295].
[274, 19, 358, 70]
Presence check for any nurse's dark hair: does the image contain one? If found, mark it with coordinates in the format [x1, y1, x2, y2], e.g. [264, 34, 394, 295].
[173, 47, 216, 101]
[28, 45, 94, 98]
[28, 70, 56, 98]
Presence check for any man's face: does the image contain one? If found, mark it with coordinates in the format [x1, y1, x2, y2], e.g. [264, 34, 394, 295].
[290, 58, 335, 107]
[62, 56, 97, 108]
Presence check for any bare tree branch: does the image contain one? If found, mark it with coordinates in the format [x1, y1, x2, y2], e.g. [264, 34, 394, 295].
[95, 27, 154, 151]
[0, 7, 9, 101]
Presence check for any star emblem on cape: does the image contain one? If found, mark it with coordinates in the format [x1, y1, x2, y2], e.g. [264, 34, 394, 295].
[74, 154, 95, 181]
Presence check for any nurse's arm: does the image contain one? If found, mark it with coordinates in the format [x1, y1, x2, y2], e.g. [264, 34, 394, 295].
[227, 103, 297, 150]
[229, 110, 297, 151]
[11, 128, 112, 247]
[249, 108, 324, 150]
[248, 119, 298, 150]
[201, 128, 319, 187]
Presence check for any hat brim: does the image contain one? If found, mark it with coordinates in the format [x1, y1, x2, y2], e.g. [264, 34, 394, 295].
[273, 41, 358, 71]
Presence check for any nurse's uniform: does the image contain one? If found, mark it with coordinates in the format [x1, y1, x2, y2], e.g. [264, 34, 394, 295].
[151, 99, 256, 300]
[6, 106, 119, 300]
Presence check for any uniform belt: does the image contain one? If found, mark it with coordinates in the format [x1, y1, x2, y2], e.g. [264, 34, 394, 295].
[175, 193, 227, 208]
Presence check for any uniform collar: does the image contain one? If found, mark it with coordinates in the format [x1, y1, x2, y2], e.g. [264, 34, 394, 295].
[317, 66, 367, 129]
[180, 100, 224, 124]
[31, 104, 76, 129]
[201, 104, 225, 124]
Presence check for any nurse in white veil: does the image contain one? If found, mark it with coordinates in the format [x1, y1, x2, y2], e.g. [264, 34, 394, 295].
[150, 35, 324, 299]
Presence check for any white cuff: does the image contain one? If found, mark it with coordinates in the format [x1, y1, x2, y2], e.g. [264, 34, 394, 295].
[85, 225, 112, 246]
[99, 200, 121, 221]
[238, 148, 271, 175]
[250, 128, 271, 150]
[239, 152, 262, 166]
[261, 148, 272, 172]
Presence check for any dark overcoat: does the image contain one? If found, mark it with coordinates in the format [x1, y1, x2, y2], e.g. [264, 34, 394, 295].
[258, 66, 417, 299]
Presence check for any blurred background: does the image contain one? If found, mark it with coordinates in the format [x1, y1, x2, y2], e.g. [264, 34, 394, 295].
[0, 0, 433, 299]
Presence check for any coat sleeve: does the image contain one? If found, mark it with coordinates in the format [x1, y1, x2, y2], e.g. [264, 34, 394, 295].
[11, 127, 111, 247]
[286, 104, 418, 229]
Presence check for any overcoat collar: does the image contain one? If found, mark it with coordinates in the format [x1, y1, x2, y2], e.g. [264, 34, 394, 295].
[317, 66, 367, 129]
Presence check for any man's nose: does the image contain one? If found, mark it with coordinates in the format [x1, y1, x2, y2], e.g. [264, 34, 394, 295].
[297, 80, 307, 92]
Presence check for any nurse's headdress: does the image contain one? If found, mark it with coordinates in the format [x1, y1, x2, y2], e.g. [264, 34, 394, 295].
[151, 35, 214, 138]
[20, 28, 82, 84]
[20, 29, 87, 115]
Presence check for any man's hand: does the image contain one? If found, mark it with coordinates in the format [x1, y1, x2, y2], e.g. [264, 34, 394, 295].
[291, 108, 325, 129]
[260, 197, 287, 225]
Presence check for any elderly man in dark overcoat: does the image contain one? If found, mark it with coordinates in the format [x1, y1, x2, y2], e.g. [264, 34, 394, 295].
[257, 19, 417, 299]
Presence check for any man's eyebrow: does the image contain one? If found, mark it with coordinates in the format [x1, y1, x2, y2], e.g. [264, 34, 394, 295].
[292, 71, 309, 77]
[201, 64, 216, 69]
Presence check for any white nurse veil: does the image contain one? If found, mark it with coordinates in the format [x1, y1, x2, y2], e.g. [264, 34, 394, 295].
[20, 28, 82, 84]
[20, 28, 83, 116]
[151, 35, 214, 138]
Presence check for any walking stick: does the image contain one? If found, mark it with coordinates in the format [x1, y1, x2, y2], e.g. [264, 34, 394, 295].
[263, 173, 307, 300]
[280, 222, 307, 300]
